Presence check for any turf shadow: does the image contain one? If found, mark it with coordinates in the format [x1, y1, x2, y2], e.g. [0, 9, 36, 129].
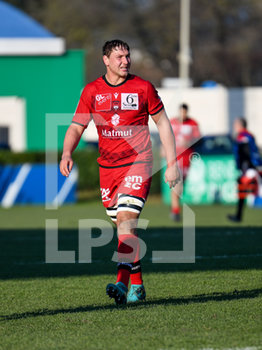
[0, 227, 262, 280]
[1, 287, 261, 322]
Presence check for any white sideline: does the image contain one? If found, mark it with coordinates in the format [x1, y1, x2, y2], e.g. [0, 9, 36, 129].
[14, 253, 262, 265]
[196, 254, 262, 260]
[12, 253, 262, 265]
[159, 347, 260, 350]
[152, 254, 262, 262]
[1, 164, 31, 208]
[200, 347, 260, 350]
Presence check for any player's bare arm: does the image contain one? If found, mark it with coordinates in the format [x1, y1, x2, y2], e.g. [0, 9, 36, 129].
[60, 123, 85, 177]
[152, 109, 180, 188]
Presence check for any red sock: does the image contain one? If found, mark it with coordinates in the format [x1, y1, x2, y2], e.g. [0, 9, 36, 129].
[130, 261, 143, 285]
[116, 268, 130, 288]
[172, 207, 180, 214]
[116, 234, 137, 288]
[127, 234, 142, 285]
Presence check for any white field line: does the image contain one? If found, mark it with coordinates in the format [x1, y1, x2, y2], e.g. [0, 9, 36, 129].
[200, 347, 261, 350]
[159, 346, 261, 350]
[152, 254, 262, 262]
[13, 253, 262, 265]
[196, 254, 262, 259]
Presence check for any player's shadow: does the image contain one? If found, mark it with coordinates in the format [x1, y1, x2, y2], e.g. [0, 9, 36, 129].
[1, 287, 261, 322]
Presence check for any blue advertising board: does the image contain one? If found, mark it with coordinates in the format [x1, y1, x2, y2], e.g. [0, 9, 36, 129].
[0, 164, 77, 207]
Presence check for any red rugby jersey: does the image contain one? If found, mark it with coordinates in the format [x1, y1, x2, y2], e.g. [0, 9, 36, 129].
[72, 74, 164, 167]
[170, 117, 200, 168]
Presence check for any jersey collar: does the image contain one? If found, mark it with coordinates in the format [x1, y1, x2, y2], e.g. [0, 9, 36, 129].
[102, 74, 130, 87]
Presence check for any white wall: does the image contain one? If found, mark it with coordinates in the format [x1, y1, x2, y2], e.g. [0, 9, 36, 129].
[155, 86, 228, 136]
[245, 88, 262, 147]
[156, 87, 262, 147]
[0, 97, 26, 151]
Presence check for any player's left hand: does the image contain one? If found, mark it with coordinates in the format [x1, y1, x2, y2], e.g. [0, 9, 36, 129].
[164, 163, 181, 189]
[60, 155, 73, 177]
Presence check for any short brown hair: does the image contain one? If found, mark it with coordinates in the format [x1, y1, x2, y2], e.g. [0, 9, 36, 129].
[103, 39, 130, 57]
[238, 117, 247, 128]
[180, 103, 188, 111]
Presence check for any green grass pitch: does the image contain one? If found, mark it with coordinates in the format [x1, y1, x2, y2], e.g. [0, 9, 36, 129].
[0, 197, 261, 350]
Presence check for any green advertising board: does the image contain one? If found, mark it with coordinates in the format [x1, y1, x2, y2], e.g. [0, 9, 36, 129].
[161, 155, 240, 205]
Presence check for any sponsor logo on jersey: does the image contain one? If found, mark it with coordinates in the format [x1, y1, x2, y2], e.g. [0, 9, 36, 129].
[180, 124, 193, 135]
[112, 100, 120, 111]
[101, 129, 133, 138]
[124, 175, 143, 190]
[111, 114, 120, 126]
[114, 92, 119, 99]
[121, 93, 139, 110]
[100, 188, 111, 202]
[95, 93, 112, 111]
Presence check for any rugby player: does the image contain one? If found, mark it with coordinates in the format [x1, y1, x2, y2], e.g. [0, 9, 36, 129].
[228, 117, 262, 222]
[169, 104, 200, 221]
[60, 39, 180, 305]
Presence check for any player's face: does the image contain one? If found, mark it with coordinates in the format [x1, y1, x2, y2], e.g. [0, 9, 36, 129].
[179, 107, 188, 121]
[103, 47, 131, 78]
[234, 119, 243, 134]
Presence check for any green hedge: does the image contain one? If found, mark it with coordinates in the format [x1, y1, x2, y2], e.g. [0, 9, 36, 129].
[0, 150, 161, 194]
[73, 150, 100, 190]
[0, 151, 46, 164]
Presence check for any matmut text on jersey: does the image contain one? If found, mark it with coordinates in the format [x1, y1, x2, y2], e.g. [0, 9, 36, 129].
[72, 74, 164, 167]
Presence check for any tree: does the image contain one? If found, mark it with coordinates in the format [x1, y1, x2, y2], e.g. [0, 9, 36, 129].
[4, 0, 262, 86]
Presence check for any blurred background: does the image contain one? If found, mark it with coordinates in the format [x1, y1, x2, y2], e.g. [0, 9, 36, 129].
[1, 3, 262, 348]
[0, 0, 262, 209]
[3, 0, 262, 86]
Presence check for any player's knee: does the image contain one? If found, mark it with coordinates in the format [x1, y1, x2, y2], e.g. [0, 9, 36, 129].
[117, 210, 139, 223]
[117, 211, 139, 235]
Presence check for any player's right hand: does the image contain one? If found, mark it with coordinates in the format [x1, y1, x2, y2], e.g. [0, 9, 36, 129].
[60, 155, 73, 177]
[165, 162, 181, 189]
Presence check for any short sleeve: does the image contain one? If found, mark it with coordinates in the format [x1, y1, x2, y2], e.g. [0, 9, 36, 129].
[192, 121, 201, 139]
[72, 86, 92, 128]
[147, 82, 164, 116]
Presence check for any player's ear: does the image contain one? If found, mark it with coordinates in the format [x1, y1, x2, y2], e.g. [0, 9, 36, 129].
[103, 55, 109, 67]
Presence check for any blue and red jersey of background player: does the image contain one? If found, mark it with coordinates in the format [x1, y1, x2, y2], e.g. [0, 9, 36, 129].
[72, 74, 163, 167]
[234, 129, 262, 170]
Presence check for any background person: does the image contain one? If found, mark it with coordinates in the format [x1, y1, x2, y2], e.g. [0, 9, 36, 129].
[228, 117, 262, 222]
[168, 103, 201, 221]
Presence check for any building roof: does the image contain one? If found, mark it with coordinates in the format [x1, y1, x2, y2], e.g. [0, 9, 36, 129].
[0, 1, 65, 55]
[0, 1, 54, 38]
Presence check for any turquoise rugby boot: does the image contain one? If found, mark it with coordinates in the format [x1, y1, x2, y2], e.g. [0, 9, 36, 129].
[127, 284, 146, 303]
[106, 282, 128, 305]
